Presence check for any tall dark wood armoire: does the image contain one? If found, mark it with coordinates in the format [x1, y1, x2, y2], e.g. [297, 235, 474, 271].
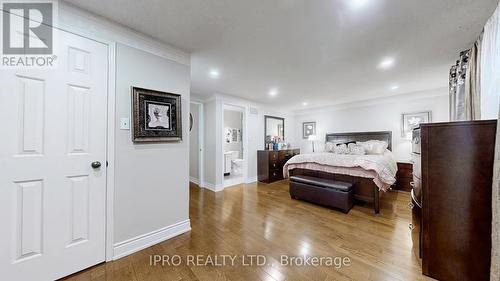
[412, 120, 496, 281]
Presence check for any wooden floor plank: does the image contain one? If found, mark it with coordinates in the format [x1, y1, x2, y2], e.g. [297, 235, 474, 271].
[62, 180, 434, 281]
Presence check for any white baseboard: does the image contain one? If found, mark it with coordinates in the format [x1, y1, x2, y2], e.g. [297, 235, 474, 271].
[189, 177, 200, 185]
[245, 176, 257, 183]
[203, 182, 224, 192]
[113, 219, 191, 260]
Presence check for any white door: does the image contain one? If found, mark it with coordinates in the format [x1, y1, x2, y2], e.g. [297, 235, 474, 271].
[0, 26, 108, 280]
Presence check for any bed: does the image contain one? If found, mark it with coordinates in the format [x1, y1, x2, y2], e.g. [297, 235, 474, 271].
[284, 131, 397, 213]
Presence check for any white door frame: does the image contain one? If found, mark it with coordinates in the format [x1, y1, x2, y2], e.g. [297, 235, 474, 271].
[189, 101, 205, 188]
[105, 43, 116, 261]
[221, 103, 248, 187]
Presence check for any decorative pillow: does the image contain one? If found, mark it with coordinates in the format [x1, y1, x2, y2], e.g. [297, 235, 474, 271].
[357, 140, 388, 155]
[325, 142, 335, 153]
[348, 143, 366, 155]
[371, 141, 388, 154]
[333, 143, 349, 154]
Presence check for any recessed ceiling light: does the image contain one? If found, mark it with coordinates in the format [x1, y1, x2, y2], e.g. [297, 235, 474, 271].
[349, 0, 369, 9]
[269, 88, 279, 97]
[378, 57, 395, 69]
[302, 102, 308, 106]
[391, 85, 400, 90]
[209, 69, 220, 79]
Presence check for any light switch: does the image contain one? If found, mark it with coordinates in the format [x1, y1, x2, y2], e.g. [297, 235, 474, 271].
[120, 118, 130, 130]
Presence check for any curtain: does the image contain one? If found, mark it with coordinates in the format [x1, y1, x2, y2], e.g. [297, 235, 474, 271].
[449, 50, 470, 121]
[466, 37, 482, 120]
[482, 2, 500, 280]
[482, 2, 500, 120]
[449, 42, 482, 121]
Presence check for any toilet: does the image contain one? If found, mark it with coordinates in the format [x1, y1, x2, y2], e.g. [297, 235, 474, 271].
[230, 151, 244, 174]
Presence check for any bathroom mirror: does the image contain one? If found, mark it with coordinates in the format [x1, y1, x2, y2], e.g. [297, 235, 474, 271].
[264, 115, 285, 149]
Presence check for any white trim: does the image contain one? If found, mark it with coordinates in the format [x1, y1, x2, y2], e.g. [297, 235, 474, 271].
[199, 103, 205, 188]
[190, 101, 205, 189]
[189, 177, 200, 185]
[203, 182, 224, 192]
[224, 104, 245, 113]
[113, 220, 191, 260]
[215, 96, 224, 187]
[105, 42, 117, 262]
[245, 176, 258, 184]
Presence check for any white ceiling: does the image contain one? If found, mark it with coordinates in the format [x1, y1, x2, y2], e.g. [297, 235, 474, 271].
[64, 0, 499, 110]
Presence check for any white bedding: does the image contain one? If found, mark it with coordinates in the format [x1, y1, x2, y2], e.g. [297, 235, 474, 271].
[283, 150, 398, 191]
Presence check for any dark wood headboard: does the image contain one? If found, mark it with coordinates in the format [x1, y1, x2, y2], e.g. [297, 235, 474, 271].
[325, 131, 392, 151]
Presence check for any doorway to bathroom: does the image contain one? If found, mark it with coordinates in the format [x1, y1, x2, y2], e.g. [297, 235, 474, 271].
[223, 104, 246, 188]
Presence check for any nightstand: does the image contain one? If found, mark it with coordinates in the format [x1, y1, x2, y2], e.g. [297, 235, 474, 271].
[395, 162, 413, 192]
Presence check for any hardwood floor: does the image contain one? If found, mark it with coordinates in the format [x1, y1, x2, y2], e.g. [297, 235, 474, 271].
[62, 180, 433, 281]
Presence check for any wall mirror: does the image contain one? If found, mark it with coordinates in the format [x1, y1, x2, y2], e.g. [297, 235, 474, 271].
[264, 115, 285, 149]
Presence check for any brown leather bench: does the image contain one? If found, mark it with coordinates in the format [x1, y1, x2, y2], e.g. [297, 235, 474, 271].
[289, 175, 354, 213]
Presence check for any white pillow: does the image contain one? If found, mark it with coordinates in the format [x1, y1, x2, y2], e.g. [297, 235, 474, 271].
[357, 140, 388, 155]
[372, 141, 388, 154]
[325, 142, 335, 153]
[348, 143, 366, 155]
[333, 143, 349, 154]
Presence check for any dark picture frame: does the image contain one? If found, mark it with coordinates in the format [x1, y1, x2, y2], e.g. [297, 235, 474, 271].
[132, 87, 182, 142]
[302, 121, 316, 139]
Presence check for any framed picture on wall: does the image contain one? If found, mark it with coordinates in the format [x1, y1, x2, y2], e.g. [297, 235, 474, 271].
[225, 128, 232, 143]
[303, 122, 316, 139]
[225, 128, 242, 143]
[401, 111, 431, 138]
[132, 87, 182, 142]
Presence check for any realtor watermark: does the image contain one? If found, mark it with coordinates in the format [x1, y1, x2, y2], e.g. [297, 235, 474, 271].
[149, 254, 352, 269]
[1, 0, 58, 68]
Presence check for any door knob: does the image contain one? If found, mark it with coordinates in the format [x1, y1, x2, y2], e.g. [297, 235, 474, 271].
[91, 161, 102, 169]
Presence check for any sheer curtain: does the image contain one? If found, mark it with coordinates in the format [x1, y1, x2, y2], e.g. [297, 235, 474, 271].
[482, 4, 500, 120]
[481, 2, 500, 280]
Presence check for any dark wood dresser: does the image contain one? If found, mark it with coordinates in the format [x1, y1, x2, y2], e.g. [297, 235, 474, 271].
[395, 162, 413, 192]
[258, 149, 300, 183]
[412, 120, 496, 281]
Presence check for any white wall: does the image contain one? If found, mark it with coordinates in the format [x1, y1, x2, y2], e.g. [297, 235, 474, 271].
[294, 88, 449, 162]
[224, 109, 243, 157]
[189, 103, 200, 181]
[203, 98, 223, 190]
[114, 44, 190, 244]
